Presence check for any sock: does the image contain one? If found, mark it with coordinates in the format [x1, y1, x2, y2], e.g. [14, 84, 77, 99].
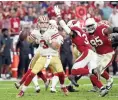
[32, 75, 39, 86]
[90, 77, 96, 87]
[71, 68, 89, 76]
[57, 72, 65, 87]
[37, 71, 47, 83]
[24, 72, 35, 86]
[75, 75, 82, 82]
[90, 75, 103, 89]
[21, 85, 27, 92]
[101, 70, 109, 80]
[51, 75, 59, 89]
[20, 69, 31, 85]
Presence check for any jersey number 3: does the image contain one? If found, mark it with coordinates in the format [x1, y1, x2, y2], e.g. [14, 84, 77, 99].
[40, 40, 49, 49]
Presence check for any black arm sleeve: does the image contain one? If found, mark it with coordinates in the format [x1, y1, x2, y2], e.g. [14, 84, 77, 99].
[113, 27, 118, 33]
[71, 30, 78, 38]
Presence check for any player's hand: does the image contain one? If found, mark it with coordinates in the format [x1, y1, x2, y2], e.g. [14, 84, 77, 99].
[28, 34, 38, 43]
[56, 35, 64, 45]
[54, 5, 61, 17]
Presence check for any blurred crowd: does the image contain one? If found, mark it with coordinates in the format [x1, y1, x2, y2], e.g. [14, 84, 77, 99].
[0, 1, 118, 34]
[0, 1, 118, 79]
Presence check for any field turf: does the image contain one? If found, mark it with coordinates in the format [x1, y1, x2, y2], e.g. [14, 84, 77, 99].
[0, 77, 118, 100]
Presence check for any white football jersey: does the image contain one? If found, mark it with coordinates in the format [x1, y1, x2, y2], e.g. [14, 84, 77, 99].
[31, 26, 63, 56]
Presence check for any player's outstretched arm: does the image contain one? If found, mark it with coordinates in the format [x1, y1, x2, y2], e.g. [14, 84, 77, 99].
[54, 5, 72, 35]
[112, 27, 118, 33]
[103, 26, 118, 35]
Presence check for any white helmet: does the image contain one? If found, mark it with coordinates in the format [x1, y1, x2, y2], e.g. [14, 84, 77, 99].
[49, 20, 58, 28]
[37, 15, 49, 32]
[85, 18, 97, 34]
[67, 20, 81, 28]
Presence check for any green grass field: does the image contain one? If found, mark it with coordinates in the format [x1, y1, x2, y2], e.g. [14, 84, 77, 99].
[0, 77, 118, 100]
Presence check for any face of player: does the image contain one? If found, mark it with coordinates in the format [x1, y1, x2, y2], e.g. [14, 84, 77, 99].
[86, 24, 96, 34]
[38, 22, 49, 32]
[37, 15, 50, 32]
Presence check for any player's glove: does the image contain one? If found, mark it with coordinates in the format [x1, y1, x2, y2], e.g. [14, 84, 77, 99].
[28, 34, 38, 43]
[56, 35, 64, 45]
[54, 5, 61, 18]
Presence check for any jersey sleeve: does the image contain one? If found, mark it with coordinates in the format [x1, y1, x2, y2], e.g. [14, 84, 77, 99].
[31, 29, 41, 41]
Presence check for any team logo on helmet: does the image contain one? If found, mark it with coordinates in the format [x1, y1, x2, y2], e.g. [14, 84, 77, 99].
[37, 15, 49, 31]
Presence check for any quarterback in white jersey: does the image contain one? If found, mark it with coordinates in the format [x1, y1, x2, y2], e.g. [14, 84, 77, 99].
[30, 23, 63, 56]
[17, 15, 68, 98]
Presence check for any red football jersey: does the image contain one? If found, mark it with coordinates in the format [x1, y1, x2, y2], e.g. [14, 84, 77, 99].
[10, 17, 20, 33]
[71, 27, 92, 53]
[88, 23, 114, 54]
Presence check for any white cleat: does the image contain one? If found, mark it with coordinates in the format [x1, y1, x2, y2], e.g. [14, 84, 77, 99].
[35, 85, 40, 93]
[106, 76, 113, 90]
[99, 87, 108, 97]
[50, 87, 57, 93]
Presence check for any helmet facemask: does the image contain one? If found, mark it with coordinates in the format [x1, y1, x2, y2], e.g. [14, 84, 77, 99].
[86, 24, 97, 34]
[37, 15, 49, 33]
[85, 18, 97, 34]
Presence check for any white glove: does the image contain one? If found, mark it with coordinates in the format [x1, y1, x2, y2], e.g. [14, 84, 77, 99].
[56, 35, 64, 45]
[54, 5, 61, 17]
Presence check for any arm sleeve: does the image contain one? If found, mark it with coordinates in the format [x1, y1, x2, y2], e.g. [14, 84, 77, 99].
[59, 20, 71, 34]
[113, 27, 118, 33]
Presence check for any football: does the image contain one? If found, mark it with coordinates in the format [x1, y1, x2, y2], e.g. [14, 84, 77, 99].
[19, 30, 30, 41]
[51, 39, 61, 50]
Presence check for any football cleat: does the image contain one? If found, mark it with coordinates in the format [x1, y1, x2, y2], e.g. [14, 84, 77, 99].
[50, 87, 57, 93]
[14, 82, 20, 89]
[61, 87, 69, 96]
[68, 75, 79, 87]
[106, 76, 113, 90]
[16, 91, 24, 98]
[67, 85, 79, 92]
[99, 87, 108, 97]
[35, 85, 40, 93]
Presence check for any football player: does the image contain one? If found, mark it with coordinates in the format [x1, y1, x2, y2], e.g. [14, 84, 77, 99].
[17, 15, 68, 97]
[14, 29, 49, 93]
[85, 18, 118, 92]
[54, 6, 108, 97]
